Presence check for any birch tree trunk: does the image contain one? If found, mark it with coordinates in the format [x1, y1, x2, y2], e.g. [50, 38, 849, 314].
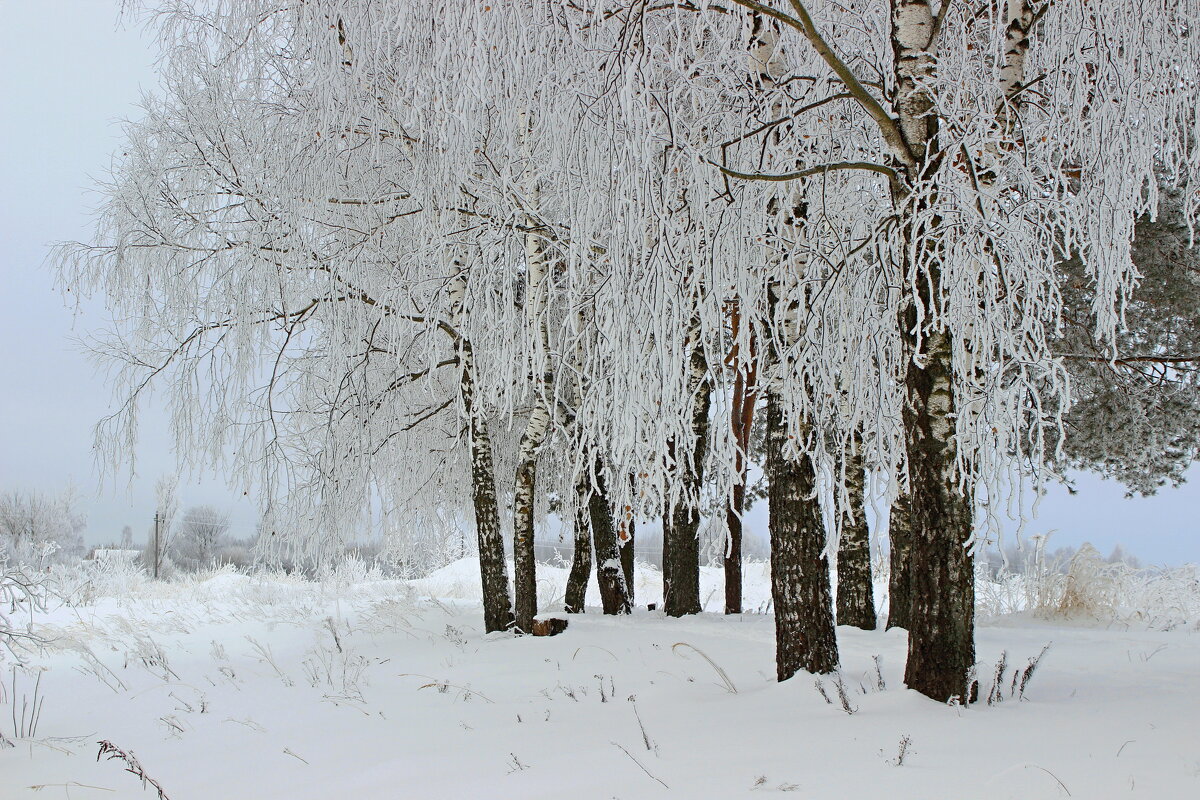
[448, 250, 514, 634]
[885, 490, 913, 631]
[511, 228, 553, 633]
[510, 113, 555, 633]
[889, 0, 976, 701]
[460, 355, 516, 633]
[661, 440, 674, 607]
[664, 336, 709, 617]
[564, 470, 592, 613]
[589, 457, 632, 615]
[764, 389, 838, 679]
[836, 435, 876, 629]
[724, 305, 757, 615]
[899, 328, 975, 701]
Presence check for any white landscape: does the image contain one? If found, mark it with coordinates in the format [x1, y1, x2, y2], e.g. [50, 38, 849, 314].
[4, 0, 1200, 798]
[3, 557, 1199, 799]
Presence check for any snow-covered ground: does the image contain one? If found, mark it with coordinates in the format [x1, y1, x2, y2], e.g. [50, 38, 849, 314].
[3, 560, 1199, 799]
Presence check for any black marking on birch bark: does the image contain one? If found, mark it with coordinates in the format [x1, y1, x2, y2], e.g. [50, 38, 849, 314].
[460, 353, 514, 634]
[765, 390, 839, 679]
[900, 324, 976, 702]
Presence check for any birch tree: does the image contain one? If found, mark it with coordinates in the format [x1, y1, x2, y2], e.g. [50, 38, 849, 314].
[65, 1, 1199, 698]
[574, 0, 1199, 700]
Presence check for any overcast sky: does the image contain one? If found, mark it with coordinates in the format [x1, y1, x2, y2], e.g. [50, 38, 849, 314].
[0, 0, 259, 544]
[1, 0, 1197, 563]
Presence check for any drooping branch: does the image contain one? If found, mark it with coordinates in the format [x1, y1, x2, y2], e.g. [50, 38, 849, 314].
[716, 160, 899, 184]
[728, 0, 917, 168]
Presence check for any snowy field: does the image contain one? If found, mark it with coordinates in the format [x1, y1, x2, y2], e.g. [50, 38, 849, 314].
[3, 560, 1199, 799]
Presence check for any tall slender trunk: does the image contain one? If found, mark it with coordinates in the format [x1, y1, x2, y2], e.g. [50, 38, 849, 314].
[724, 305, 757, 615]
[724, 491, 744, 614]
[564, 469, 592, 614]
[511, 400, 551, 633]
[510, 108, 556, 635]
[449, 244, 513, 633]
[620, 513, 635, 605]
[460, 353, 515, 633]
[764, 390, 838, 679]
[512, 436, 542, 634]
[888, 0, 975, 702]
[665, 340, 709, 617]
[900, 327, 975, 702]
[590, 458, 632, 615]
[836, 434, 876, 629]
[886, 490, 913, 630]
[661, 440, 674, 605]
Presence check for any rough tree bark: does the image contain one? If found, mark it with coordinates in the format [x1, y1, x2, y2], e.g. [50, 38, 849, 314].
[885, 490, 913, 630]
[888, 491, 912, 628]
[459, 348, 515, 633]
[449, 247, 513, 634]
[836, 435, 876, 629]
[899, 327, 976, 702]
[564, 469, 592, 613]
[890, 0, 976, 702]
[665, 336, 709, 617]
[764, 389, 839, 679]
[589, 458, 632, 615]
[511, 416, 546, 634]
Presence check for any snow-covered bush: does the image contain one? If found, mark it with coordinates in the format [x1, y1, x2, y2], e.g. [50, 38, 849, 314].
[1, 558, 47, 665]
[0, 490, 86, 566]
[49, 554, 154, 607]
[976, 542, 1200, 629]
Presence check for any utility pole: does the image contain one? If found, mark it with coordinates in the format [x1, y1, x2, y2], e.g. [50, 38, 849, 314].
[153, 512, 160, 579]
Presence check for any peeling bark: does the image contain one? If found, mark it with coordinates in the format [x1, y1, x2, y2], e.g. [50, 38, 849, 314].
[765, 390, 839, 679]
[891, 0, 938, 156]
[836, 436, 876, 630]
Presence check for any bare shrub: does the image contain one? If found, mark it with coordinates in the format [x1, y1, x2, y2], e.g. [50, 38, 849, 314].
[1, 559, 48, 664]
[1057, 544, 1117, 618]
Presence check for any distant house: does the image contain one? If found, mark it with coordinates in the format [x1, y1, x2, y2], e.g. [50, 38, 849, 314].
[86, 548, 144, 567]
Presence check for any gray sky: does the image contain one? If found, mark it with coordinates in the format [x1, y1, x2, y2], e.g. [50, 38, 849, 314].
[0, 0, 1196, 563]
[0, 0, 257, 544]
